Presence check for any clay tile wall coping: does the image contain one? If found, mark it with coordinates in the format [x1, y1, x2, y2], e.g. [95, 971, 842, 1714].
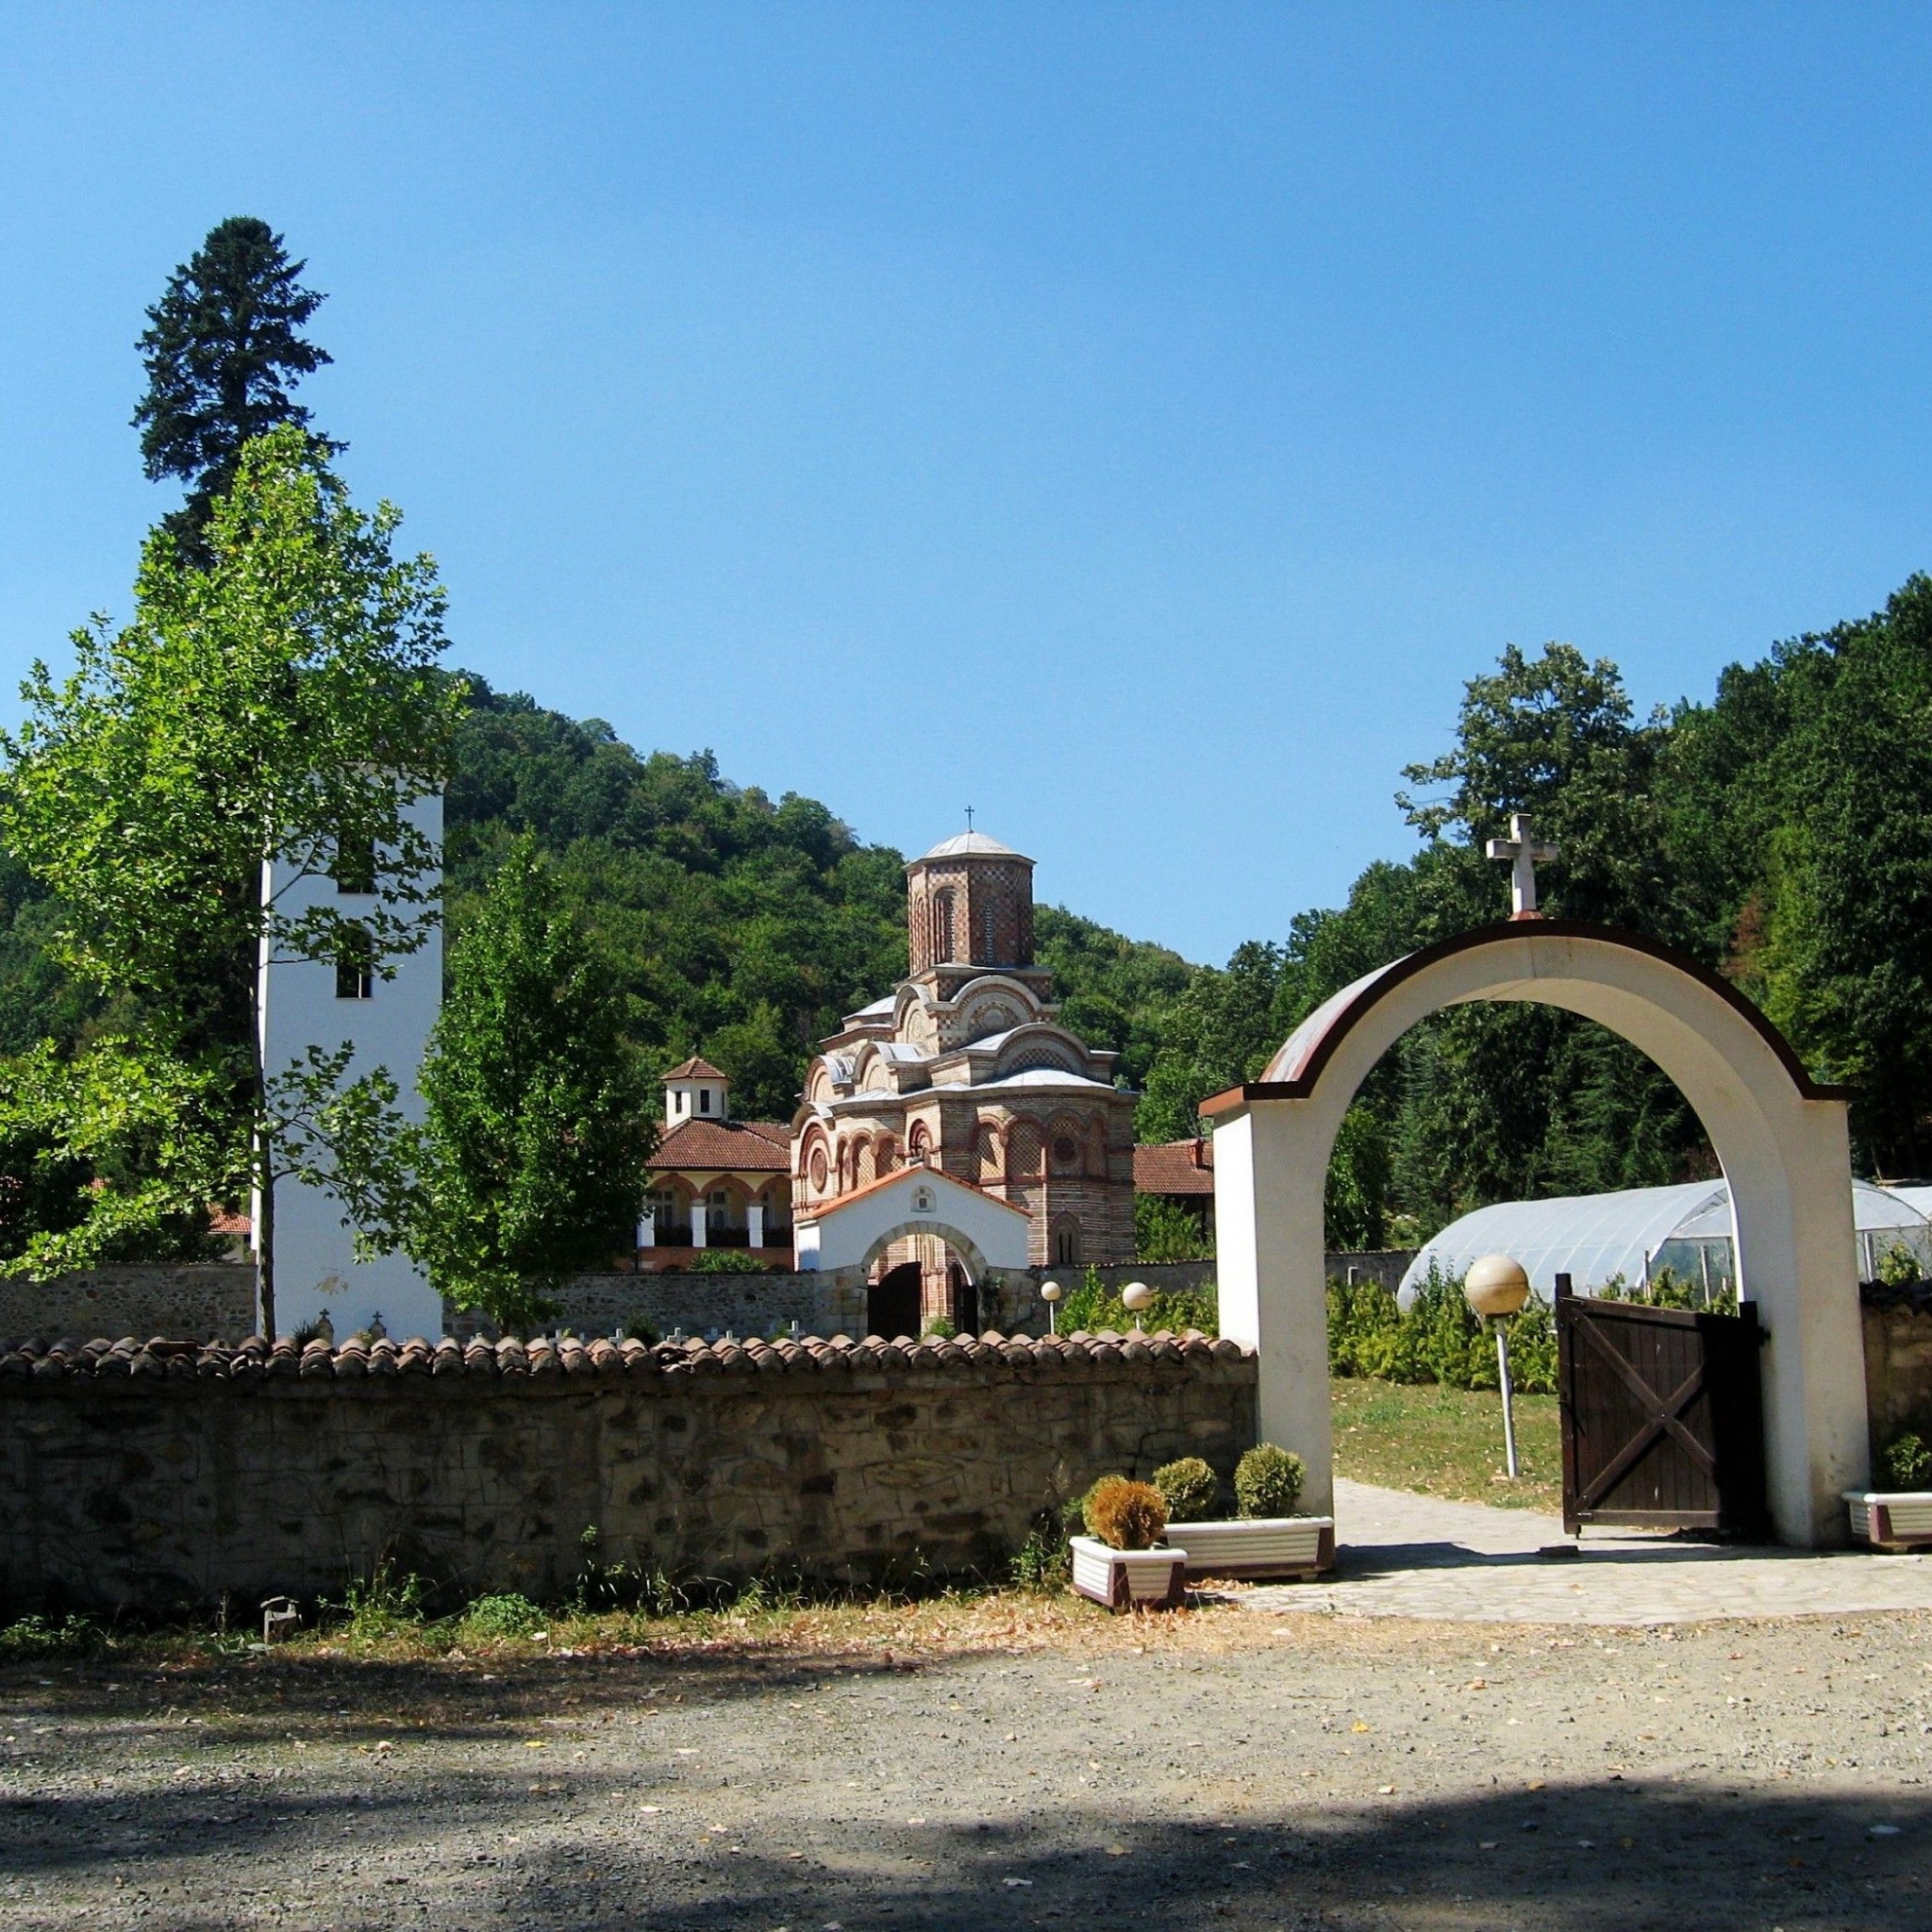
[0, 1326, 1245, 1384]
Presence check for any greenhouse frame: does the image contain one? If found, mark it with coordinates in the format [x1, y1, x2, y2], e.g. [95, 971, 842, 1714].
[1396, 1179, 1932, 1307]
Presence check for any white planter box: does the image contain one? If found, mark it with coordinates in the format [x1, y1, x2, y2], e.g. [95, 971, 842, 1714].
[1844, 1491, 1932, 1551]
[1165, 1516, 1336, 1582]
[1069, 1536, 1189, 1611]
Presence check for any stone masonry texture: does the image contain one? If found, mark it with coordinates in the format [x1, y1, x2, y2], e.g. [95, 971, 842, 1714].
[1860, 1292, 1932, 1449]
[0, 1266, 254, 1343]
[0, 1328, 1256, 1614]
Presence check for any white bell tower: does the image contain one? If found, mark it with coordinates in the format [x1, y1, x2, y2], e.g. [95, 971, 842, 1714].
[252, 790, 444, 1342]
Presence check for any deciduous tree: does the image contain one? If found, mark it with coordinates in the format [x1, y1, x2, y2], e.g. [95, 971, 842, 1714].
[406, 837, 656, 1330]
[0, 426, 458, 1334]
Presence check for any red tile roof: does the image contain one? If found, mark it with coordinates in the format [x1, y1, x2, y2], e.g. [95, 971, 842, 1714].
[663, 1056, 729, 1081]
[648, 1118, 791, 1174]
[1133, 1138, 1215, 1196]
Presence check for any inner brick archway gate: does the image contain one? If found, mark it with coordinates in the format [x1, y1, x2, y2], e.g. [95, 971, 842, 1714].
[1206, 921, 1871, 1548]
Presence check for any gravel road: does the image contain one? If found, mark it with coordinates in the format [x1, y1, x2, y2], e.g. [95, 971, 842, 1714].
[2, 1607, 1928, 1930]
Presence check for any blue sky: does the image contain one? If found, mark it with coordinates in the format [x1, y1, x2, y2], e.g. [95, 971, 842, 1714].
[3, 6, 1930, 965]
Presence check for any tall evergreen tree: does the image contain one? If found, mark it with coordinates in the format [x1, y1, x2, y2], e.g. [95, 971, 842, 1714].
[132, 217, 339, 547]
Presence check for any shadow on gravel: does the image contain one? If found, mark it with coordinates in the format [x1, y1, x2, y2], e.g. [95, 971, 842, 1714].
[5, 1762, 1924, 1927]
[0, 1643, 926, 1730]
[479, 1785, 1931, 1931]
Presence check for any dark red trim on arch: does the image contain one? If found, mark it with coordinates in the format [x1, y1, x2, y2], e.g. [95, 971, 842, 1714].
[1199, 918, 1850, 1118]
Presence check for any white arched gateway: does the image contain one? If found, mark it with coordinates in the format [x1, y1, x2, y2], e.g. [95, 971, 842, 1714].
[794, 1165, 1033, 1336]
[1208, 920, 1871, 1548]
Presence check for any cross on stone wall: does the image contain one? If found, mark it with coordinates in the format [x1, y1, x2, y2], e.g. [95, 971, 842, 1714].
[1486, 811, 1558, 917]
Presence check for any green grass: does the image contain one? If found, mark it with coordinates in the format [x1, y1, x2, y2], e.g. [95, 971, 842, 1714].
[1330, 1375, 1562, 1512]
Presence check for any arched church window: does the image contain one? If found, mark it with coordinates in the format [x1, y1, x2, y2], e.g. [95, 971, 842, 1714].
[935, 891, 956, 961]
[1053, 1218, 1083, 1266]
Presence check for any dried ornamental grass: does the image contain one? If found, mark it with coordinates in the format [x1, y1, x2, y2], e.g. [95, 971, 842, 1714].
[1085, 1477, 1168, 1551]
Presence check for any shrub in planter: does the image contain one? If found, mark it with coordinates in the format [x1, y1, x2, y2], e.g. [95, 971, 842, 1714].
[1153, 1457, 1220, 1522]
[1235, 1443, 1305, 1519]
[1883, 1431, 1932, 1489]
[1085, 1477, 1168, 1551]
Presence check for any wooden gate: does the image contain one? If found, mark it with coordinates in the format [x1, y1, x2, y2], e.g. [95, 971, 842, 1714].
[1555, 1289, 1770, 1538]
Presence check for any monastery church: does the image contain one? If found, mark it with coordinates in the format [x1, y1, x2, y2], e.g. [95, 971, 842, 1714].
[787, 829, 1139, 1335]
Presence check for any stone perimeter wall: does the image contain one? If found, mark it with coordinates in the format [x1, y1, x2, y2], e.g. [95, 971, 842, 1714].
[1861, 1296, 1932, 1448]
[0, 1329, 1257, 1614]
[8, 1256, 1423, 1345]
[0, 1268, 254, 1344]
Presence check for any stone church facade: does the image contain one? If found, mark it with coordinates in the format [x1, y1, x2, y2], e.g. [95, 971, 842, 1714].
[791, 830, 1138, 1325]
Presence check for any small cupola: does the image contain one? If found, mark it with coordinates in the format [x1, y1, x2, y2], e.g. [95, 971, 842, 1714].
[663, 1056, 730, 1124]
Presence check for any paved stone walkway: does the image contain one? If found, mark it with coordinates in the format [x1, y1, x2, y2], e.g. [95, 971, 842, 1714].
[1240, 1477, 1932, 1624]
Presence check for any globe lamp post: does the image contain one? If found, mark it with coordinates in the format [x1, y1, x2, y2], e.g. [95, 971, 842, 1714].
[1121, 1280, 1154, 1335]
[1463, 1254, 1531, 1479]
[1039, 1279, 1063, 1336]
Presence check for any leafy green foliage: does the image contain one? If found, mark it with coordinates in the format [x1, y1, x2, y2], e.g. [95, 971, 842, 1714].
[406, 837, 656, 1328]
[0, 429, 458, 1326]
[459, 1591, 544, 1639]
[1151, 1456, 1221, 1521]
[1034, 905, 1192, 1091]
[1595, 1267, 1739, 1314]
[0, 1612, 104, 1660]
[330, 1560, 428, 1641]
[1234, 1443, 1305, 1518]
[133, 217, 340, 549]
[1876, 1242, 1924, 1291]
[1882, 1432, 1932, 1489]
[444, 687, 909, 1121]
[1326, 1271, 1558, 1395]
[0, 1041, 237, 1273]
[687, 1248, 769, 1274]
[1008, 1518, 1072, 1591]
[1058, 1263, 1216, 1337]
[1134, 1191, 1211, 1262]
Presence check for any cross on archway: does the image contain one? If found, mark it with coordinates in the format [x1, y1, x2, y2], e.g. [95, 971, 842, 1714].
[1487, 812, 1558, 917]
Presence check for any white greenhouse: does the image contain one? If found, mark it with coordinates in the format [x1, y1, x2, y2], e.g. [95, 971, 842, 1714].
[1396, 1179, 1932, 1307]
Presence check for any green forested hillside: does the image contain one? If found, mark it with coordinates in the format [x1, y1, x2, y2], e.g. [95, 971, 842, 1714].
[441, 679, 1193, 1120]
[8, 572, 1932, 1253]
[1139, 575, 1932, 1244]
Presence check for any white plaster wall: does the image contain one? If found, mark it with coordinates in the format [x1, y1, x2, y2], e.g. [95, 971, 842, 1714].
[794, 1168, 1031, 1277]
[256, 791, 442, 1341]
